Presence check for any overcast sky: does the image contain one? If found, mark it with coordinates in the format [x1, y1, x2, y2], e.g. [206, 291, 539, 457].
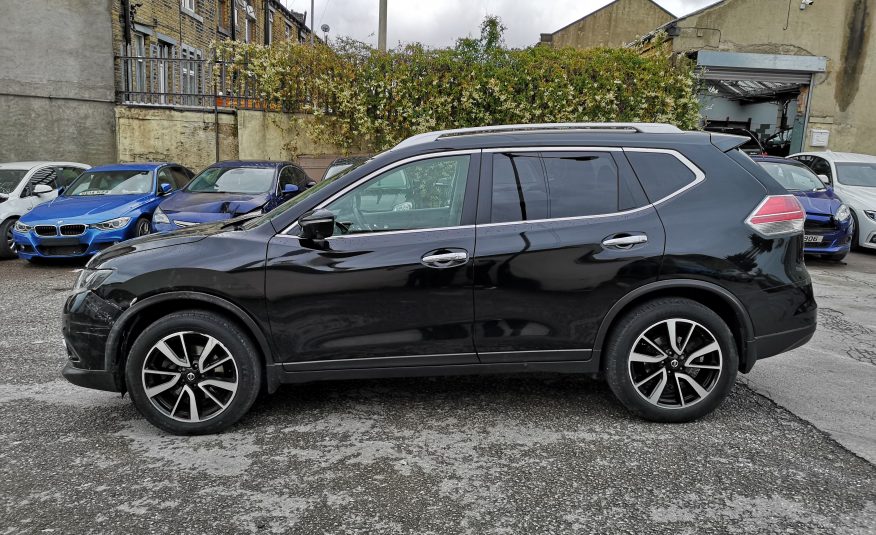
[279, 0, 722, 48]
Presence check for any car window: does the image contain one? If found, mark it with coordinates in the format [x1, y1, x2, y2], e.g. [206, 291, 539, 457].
[542, 152, 619, 218]
[491, 153, 548, 223]
[0, 170, 27, 195]
[170, 168, 191, 189]
[186, 167, 275, 194]
[157, 168, 175, 191]
[810, 157, 832, 179]
[836, 163, 876, 187]
[292, 166, 311, 187]
[26, 167, 59, 195]
[625, 151, 697, 202]
[279, 167, 296, 191]
[759, 162, 825, 191]
[54, 167, 85, 188]
[323, 154, 470, 235]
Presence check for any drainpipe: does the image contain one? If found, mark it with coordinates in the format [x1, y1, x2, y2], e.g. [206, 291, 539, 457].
[231, 0, 237, 40]
[264, 0, 271, 46]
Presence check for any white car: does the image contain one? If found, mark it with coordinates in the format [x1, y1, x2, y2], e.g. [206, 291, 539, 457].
[0, 161, 90, 258]
[789, 151, 876, 250]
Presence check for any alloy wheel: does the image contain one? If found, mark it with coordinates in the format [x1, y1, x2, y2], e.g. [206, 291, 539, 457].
[627, 318, 722, 409]
[141, 331, 239, 423]
[137, 219, 151, 237]
[5, 224, 13, 252]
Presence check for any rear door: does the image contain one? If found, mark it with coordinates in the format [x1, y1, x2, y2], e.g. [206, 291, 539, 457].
[472, 148, 666, 362]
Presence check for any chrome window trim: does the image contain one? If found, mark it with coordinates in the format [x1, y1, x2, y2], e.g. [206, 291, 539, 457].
[279, 146, 705, 237]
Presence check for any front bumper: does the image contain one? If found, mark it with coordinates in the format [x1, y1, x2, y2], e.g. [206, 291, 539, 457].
[61, 289, 125, 392]
[13, 224, 135, 259]
[153, 213, 230, 233]
[803, 216, 853, 255]
[855, 210, 876, 249]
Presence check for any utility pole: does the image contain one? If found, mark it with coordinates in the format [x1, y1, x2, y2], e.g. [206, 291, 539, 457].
[310, 0, 315, 45]
[378, 0, 387, 52]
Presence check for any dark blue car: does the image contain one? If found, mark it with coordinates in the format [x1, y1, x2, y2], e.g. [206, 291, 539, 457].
[753, 156, 854, 260]
[152, 161, 314, 232]
[13, 163, 193, 261]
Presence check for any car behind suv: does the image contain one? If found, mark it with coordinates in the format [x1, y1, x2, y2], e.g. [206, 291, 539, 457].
[62, 123, 817, 435]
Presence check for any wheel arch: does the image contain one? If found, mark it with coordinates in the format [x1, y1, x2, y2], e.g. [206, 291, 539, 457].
[593, 280, 755, 373]
[105, 291, 276, 393]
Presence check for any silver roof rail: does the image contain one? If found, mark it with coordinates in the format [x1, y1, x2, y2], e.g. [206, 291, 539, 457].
[391, 123, 684, 151]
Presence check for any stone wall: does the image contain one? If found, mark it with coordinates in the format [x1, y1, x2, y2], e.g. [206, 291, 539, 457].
[549, 0, 673, 49]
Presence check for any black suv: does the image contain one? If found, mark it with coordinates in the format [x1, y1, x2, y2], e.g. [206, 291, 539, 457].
[62, 123, 817, 434]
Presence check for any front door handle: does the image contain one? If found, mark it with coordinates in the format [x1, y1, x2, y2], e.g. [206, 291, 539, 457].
[421, 249, 469, 269]
[602, 234, 648, 248]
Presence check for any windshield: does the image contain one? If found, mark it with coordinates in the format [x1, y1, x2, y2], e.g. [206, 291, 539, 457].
[186, 167, 275, 194]
[759, 162, 825, 191]
[0, 170, 27, 195]
[65, 170, 153, 196]
[836, 163, 876, 187]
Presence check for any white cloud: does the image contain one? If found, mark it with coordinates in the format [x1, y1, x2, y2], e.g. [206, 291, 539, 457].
[281, 0, 723, 49]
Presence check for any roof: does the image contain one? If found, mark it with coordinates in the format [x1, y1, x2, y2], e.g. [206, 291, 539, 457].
[550, 0, 675, 36]
[210, 160, 293, 168]
[0, 161, 88, 170]
[634, 0, 726, 45]
[795, 151, 876, 164]
[269, 0, 309, 29]
[88, 162, 174, 172]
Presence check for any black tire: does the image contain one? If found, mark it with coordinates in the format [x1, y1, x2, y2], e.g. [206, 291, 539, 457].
[604, 298, 738, 423]
[125, 310, 262, 435]
[134, 217, 151, 237]
[0, 218, 17, 259]
[850, 211, 860, 251]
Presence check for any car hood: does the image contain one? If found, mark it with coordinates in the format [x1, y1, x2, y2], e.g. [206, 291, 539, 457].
[159, 191, 269, 218]
[835, 184, 876, 209]
[88, 219, 234, 266]
[21, 194, 152, 224]
[793, 188, 842, 216]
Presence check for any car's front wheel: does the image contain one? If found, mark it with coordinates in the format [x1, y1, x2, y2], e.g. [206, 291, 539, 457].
[604, 298, 738, 423]
[0, 218, 18, 259]
[126, 310, 262, 435]
[134, 217, 151, 237]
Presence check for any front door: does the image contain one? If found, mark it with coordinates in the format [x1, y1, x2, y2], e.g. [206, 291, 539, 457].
[265, 152, 480, 369]
[472, 149, 666, 363]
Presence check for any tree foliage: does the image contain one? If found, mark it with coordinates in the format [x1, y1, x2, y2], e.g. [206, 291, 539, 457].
[214, 16, 700, 153]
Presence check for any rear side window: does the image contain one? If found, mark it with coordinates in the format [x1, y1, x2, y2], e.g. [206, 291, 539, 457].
[542, 152, 619, 217]
[625, 151, 697, 202]
[491, 153, 548, 223]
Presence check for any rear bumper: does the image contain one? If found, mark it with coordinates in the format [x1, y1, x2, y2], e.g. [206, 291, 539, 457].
[743, 323, 816, 372]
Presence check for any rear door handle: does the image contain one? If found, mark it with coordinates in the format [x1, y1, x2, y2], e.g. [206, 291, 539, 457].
[602, 234, 648, 248]
[421, 250, 468, 268]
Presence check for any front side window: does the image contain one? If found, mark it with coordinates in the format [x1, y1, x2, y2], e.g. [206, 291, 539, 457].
[323, 155, 470, 235]
[0, 170, 27, 195]
[65, 171, 154, 196]
[170, 168, 192, 189]
[836, 163, 876, 187]
[810, 157, 832, 179]
[186, 167, 275, 194]
[54, 167, 86, 188]
[759, 162, 825, 191]
[27, 168, 59, 194]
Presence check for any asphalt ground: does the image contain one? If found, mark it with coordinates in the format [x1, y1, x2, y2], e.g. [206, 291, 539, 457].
[0, 253, 874, 534]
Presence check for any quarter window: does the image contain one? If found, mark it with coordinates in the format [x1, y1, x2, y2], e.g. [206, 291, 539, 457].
[323, 155, 470, 235]
[625, 151, 697, 202]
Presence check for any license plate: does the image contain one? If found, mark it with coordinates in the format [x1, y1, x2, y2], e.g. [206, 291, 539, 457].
[803, 235, 823, 243]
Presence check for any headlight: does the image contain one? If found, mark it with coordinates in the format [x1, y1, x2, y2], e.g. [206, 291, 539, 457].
[865, 210, 876, 222]
[836, 204, 851, 221]
[13, 221, 32, 233]
[73, 268, 112, 292]
[89, 217, 131, 231]
[153, 207, 170, 225]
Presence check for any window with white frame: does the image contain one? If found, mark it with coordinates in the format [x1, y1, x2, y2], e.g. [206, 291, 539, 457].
[285, 22, 291, 40]
[181, 0, 195, 12]
[267, 10, 274, 44]
[132, 33, 146, 100]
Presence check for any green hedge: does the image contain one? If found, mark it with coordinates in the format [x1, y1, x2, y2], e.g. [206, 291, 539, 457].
[215, 21, 700, 152]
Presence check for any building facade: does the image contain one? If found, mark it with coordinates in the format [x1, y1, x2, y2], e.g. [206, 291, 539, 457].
[540, 0, 674, 49]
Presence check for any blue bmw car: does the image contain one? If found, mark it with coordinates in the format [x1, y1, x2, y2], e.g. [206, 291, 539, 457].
[152, 160, 314, 232]
[753, 156, 854, 260]
[12, 163, 193, 261]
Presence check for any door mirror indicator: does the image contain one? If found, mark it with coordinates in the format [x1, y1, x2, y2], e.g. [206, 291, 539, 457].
[32, 184, 53, 195]
[299, 209, 335, 240]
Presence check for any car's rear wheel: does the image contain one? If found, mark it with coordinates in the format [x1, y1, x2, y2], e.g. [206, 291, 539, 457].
[135, 217, 151, 237]
[604, 298, 738, 422]
[0, 218, 17, 259]
[126, 310, 262, 435]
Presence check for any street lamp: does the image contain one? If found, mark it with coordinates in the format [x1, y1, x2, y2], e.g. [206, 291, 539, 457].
[321, 23, 330, 43]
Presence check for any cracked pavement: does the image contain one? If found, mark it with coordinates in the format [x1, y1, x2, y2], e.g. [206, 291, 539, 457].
[1, 255, 875, 534]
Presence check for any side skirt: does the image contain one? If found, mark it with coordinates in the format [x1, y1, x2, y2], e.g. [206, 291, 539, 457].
[265, 360, 601, 391]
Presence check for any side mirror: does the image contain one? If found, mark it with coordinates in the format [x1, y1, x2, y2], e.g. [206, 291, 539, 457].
[32, 184, 53, 195]
[817, 174, 830, 185]
[282, 184, 300, 196]
[159, 183, 173, 195]
[299, 209, 335, 240]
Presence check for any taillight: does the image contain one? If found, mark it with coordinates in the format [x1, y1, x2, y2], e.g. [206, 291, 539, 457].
[745, 195, 805, 236]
